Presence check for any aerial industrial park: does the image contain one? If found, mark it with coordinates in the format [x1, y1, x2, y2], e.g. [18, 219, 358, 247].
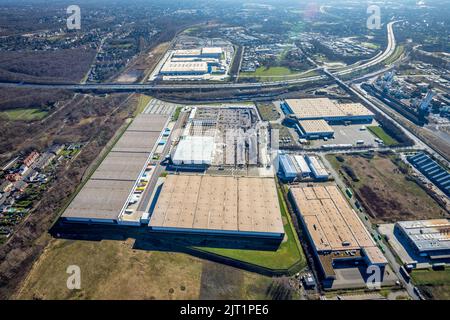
[0, 0, 448, 307]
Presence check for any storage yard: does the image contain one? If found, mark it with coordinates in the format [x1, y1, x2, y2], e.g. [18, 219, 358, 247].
[149, 175, 284, 240]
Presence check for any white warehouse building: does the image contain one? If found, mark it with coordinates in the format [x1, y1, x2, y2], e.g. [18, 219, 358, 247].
[172, 136, 215, 165]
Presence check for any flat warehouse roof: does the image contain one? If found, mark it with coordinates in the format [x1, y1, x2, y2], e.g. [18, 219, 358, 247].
[127, 114, 168, 132]
[338, 103, 374, 117]
[173, 49, 202, 56]
[396, 219, 450, 252]
[61, 113, 169, 222]
[112, 131, 161, 153]
[161, 62, 208, 73]
[63, 179, 135, 220]
[299, 119, 334, 134]
[91, 152, 149, 181]
[149, 175, 284, 235]
[290, 184, 386, 264]
[285, 98, 373, 120]
[202, 47, 222, 54]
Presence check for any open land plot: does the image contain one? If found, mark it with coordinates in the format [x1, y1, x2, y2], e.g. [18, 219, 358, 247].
[241, 67, 295, 77]
[15, 238, 282, 300]
[411, 268, 450, 300]
[118, 42, 171, 83]
[326, 153, 447, 223]
[197, 187, 306, 272]
[240, 67, 318, 82]
[256, 102, 280, 121]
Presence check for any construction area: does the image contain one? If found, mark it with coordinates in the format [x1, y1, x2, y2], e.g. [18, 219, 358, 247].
[170, 105, 271, 169]
[149, 175, 284, 240]
[288, 184, 395, 289]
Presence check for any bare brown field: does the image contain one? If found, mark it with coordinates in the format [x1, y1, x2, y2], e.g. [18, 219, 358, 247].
[328, 154, 448, 223]
[15, 238, 278, 300]
[114, 42, 170, 83]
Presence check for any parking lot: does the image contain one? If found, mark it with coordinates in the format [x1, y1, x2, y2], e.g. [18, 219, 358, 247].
[309, 120, 381, 148]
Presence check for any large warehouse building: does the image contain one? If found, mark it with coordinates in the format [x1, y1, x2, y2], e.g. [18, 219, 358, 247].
[297, 119, 335, 139]
[61, 114, 169, 224]
[153, 46, 228, 80]
[282, 98, 374, 124]
[395, 219, 450, 260]
[149, 175, 285, 240]
[289, 184, 387, 281]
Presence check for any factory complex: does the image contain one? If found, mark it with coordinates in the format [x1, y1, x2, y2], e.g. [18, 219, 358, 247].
[289, 184, 387, 282]
[59, 100, 287, 244]
[150, 46, 233, 81]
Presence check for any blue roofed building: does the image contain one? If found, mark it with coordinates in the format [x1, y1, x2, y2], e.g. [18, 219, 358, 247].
[408, 152, 450, 197]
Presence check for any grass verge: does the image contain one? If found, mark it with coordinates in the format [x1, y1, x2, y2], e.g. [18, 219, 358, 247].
[195, 185, 306, 273]
[367, 126, 398, 146]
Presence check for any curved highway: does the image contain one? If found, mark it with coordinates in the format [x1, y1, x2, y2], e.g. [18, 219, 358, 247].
[0, 22, 399, 92]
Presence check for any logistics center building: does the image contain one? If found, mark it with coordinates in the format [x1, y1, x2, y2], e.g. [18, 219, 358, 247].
[149, 175, 285, 240]
[289, 184, 387, 280]
[61, 114, 169, 224]
[283, 98, 374, 124]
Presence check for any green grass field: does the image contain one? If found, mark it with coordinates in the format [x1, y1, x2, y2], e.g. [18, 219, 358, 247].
[0, 108, 48, 121]
[411, 268, 450, 286]
[196, 186, 306, 272]
[367, 126, 398, 146]
[411, 268, 450, 300]
[241, 66, 294, 77]
[172, 106, 182, 121]
[133, 94, 152, 116]
[384, 45, 404, 65]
